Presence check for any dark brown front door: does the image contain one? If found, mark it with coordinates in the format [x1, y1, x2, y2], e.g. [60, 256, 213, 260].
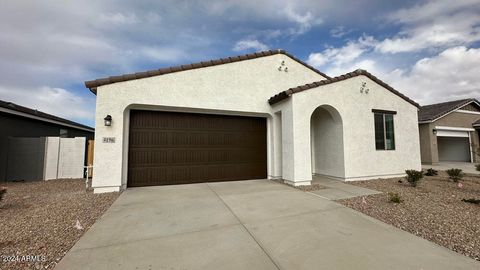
[128, 110, 267, 187]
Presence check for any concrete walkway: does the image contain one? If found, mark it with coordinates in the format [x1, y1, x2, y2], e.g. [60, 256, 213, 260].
[310, 175, 381, 200]
[422, 162, 480, 175]
[56, 180, 479, 270]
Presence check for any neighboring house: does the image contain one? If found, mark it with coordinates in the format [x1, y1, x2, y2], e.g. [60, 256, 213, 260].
[85, 49, 421, 193]
[418, 98, 480, 164]
[0, 100, 94, 182]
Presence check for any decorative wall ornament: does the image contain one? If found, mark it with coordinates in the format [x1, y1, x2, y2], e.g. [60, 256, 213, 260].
[278, 60, 288, 72]
[360, 82, 370, 94]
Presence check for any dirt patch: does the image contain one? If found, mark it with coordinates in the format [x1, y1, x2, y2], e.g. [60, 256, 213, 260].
[0, 179, 119, 269]
[338, 172, 480, 261]
[294, 184, 326, 192]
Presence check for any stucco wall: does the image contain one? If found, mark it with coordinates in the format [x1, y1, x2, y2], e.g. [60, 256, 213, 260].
[92, 54, 325, 192]
[286, 75, 421, 182]
[311, 106, 345, 178]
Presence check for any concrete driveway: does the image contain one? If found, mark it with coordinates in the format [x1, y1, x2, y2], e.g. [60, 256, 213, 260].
[56, 180, 479, 270]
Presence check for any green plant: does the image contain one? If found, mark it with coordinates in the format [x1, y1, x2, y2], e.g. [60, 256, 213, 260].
[446, 168, 464, 182]
[462, 198, 480, 205]
[0, 186, 6, 202]
[405, 169, 424, 187]
[424, 168, 438, 176]
[388, 192, 402, 203]
[476, 164, 480, 172]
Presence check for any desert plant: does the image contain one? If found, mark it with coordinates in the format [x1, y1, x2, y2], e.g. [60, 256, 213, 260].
[462, 198, 480, 205]
[476, 164, 480, 172]
[388, 192, 402, 203]
[424, 168, 438, 176]
[446, 168, 464, 182]
[0, 186, 6, 202]
[405, 169, 424, 187]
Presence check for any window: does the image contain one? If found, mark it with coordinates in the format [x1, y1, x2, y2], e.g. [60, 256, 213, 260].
[373, 110, 396, 150]
[60, 129, 68, 138]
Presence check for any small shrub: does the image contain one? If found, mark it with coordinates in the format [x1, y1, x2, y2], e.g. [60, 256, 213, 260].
[476, 164, 480, 172]
[424, 168, 438, 176]
[462, 198, 480, 205]
[446, 168, 464, 182]
[388, 192, 402, 203]
[405, 169, 424, 187]
[0, 186, 6, 202]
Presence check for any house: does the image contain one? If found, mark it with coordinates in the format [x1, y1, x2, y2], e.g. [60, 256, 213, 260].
[418, 98, 480, 164]
[0, 100, 94, 182]
[85, 49, 421, 193]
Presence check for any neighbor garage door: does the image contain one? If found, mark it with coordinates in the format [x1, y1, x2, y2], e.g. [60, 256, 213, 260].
[437, 130, 471, 162]
[128, 110, 267, 187]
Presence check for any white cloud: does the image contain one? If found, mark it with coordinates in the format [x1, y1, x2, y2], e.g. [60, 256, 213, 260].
[330, 26, 351, 38]
[307, 35, 377, 68]
[383, 46, 480, 105]
[0, 86, 95, 124]
[283, 6, 322, 36]
[99, 12, 139, 25]
[233, 39, 269, 52]
[376, 0, 480, 53]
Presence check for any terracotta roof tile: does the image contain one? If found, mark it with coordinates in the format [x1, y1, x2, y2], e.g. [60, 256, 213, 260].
[268, 69, 420, 108]
[85, 49, 330, 93]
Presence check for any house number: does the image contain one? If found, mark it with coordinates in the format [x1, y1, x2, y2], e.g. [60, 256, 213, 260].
[102, 137, 116, 143]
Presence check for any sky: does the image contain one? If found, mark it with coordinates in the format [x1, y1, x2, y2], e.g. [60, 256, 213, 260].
[0, 0, 479, 127]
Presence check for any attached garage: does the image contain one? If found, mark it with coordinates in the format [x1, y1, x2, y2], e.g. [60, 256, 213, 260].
[128, 110, 267, 187]
[436, 129, 472, 162]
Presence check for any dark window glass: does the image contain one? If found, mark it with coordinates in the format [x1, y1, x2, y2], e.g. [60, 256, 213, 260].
[374, 113, 395, 150]
[384, 114, 395, 150]
[374, 114, 385, 150]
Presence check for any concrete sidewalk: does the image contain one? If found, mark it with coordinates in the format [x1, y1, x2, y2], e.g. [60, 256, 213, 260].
[422, 162, 480, 175]
[310, 175, 381, 200]
[56, 180, 479, 270]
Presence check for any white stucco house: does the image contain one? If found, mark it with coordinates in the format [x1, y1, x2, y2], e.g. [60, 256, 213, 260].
[85, 49, 421, 193]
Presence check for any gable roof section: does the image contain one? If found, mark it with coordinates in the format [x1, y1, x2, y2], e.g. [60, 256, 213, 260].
[0, 99, 94, 132]
[474, 118, 480, 127]
[85, 49, 330, 94]
[418, 98, 480, 123]
[268, 69, 420, 108]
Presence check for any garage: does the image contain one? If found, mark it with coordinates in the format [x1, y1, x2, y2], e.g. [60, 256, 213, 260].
[127, 110, 267, 187]
[436, 129, 471, 162]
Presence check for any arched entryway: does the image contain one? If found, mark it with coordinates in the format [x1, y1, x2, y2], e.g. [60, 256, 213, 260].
[310, 105, 345, 179]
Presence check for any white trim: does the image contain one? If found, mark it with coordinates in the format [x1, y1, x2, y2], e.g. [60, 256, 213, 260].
[457, 109, 480, 115]
[435, 126, 475, 132]
[0, 107, 94, 132]
[468, 132, 473, 163]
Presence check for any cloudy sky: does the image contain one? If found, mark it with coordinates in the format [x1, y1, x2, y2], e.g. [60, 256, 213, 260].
[1, 0, 479, 127]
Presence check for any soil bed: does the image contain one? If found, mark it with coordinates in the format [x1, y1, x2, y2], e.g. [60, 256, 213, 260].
[0, 179, 119, 269]
[338, 172, 480, 261]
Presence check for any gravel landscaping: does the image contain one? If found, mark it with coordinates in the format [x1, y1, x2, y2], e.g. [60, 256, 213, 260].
[0, 179, 119, 270]
[338, 171, 480, 261]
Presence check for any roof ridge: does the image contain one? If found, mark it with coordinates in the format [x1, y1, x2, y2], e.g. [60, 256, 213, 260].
[268, 69, 419, 108]
[420, 98, 473, 108]
[85, 49, 330, 93]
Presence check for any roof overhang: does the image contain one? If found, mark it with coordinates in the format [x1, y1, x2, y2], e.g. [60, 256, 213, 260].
[418, 99, 480, 123]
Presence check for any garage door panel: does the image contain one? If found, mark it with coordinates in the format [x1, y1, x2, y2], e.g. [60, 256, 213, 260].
[128, 110, 267, 187]
[437, 137, 471, 162]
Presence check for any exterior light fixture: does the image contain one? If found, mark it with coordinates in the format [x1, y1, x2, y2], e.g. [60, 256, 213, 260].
[432, 128, 437, 135]
[104, 115, 112, 126]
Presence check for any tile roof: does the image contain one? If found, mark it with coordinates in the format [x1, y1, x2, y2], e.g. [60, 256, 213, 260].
[0, 99, 94, 131]
[85, 49, 331, 94]
[268, 69, 420, 108]
[418, 98, 480, 122]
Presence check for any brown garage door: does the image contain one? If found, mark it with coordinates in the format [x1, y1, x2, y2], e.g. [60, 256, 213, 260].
[128, 110, 267, 187]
